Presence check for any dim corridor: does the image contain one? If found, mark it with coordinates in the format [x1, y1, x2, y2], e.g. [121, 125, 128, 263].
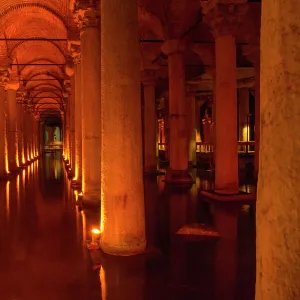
[0, 154, 255, 300]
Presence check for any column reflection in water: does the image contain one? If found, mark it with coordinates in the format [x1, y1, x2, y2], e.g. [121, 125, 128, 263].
[5, 181, 10, 220]
[213, 204, 239, 300]
[168, 192, 188, 288]
[99, 254, 145, 300]
[144, 178, 159, 251]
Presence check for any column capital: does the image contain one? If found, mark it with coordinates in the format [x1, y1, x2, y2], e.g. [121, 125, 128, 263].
[202, 0, 248, 37]
[161, 39, 186, 56]
[242, 44, 259, 66]
[186, 85, 198, 97]
[71, 1, 100, 29]
[0, 69, 9, 88]
[6, 80, 19, 91]
[63, 80, 71, 96]
[141, 69, 157, 86]
[68, 42, 81, 65]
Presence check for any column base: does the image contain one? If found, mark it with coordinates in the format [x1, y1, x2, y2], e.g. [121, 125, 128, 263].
[144, 168, 165, 176]
[200, 190, 256, 204]
[71, 179, 82, 189]
[165, 169, 194, 185]
[80, 195, 101, 209]
[67, 169, 74, 179]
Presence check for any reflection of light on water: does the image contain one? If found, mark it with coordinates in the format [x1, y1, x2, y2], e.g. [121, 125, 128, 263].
[81, 211, 86, 244]
[22, 169, 26, 186]
[6, 181, 10, 218]
[242, 205, 251, 213]
[100, 267, 107, 300]
[16, 175, 20, 213]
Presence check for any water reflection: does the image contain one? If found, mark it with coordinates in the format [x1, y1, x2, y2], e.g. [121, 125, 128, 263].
[0, 156, 255, 300]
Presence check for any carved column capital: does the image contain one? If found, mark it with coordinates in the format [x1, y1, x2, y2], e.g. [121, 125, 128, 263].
[161, 39, 186, 56]
[202, 0, 248, 37]
[141, 69, 157, 86]
[242, 44, 259, 66]
[68, 42, 81, 65]
[0, 69, 9, 88]
[71, 1, 100, 29]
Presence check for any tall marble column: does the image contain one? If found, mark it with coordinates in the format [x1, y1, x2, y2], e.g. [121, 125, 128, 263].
[75, 6, 101, 203]
[6, 81, 20, 172]
[186, 88, 196, 166]
[141, 69, 158, 173]
[0, 73, 7, 177]
[257, 0, 300, 298]
[238, 88, 250, 144]
[71, 47, 82, 185]
[23, 109, 28, 163]
[100, 0, 146, 255]
[202, 1, 247, 194]
[17, 100, 24, 165]
[161, 40, 192, 184]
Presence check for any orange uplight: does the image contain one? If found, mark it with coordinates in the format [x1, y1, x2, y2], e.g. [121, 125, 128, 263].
[91, 228, 101, 235]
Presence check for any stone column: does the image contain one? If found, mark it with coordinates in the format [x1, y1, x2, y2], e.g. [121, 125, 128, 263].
[100, 0, 146, 255]
[16, 101, 24, 165]
[0, 73, 7, 177]
[186, 88, 196, 166]
[23, 109, 28, 163]
[75, 6, 101, 203]
[161, 40, 192, 184]
[256, 1, 300, 299]
[72, 49, 82, 185]
[6, 81, 20, 172]
[202, 1, 247, 194]
[238, 88, 250, 154]
[141, 69, 158, 173]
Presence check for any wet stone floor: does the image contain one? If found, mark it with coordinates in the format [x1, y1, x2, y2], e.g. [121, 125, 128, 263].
[0, 154, 256, 300]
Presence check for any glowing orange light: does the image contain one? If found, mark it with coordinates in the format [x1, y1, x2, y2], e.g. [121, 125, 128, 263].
[91, 228, 101, 235]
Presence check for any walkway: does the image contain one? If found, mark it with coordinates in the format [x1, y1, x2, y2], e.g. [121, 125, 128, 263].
[0, 155, 255, 300]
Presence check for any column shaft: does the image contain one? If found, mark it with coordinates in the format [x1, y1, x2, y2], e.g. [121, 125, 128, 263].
[0, 86, 6, 177]
[81, 23, 101, 202]
[186, 93, 196, 165]
[254, 66, 260, 176]
[143, 82, 157, 173]
[6, 89, 18, 171]
[214, 34, 238, 193]
[74, 63, 82, 182]
[70, 77, 76, 174]
[161, 40, 192, 183]
[256, 0, 300, 298]
[100, 0, 146, 255]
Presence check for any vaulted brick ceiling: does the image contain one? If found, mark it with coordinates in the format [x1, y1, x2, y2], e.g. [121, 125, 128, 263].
[0, 0, 260, 123]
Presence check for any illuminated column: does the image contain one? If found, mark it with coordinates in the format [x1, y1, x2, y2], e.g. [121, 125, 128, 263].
[68, 76, 76, 176]
[203, 1, 247, 194]
[23, 109, 28, 163]
[257, 1, 300, 299]
[16, 100, 24, 165]
[101, 0, 146, 255]
[0, 76, 6, 177]
[76, 6, 101, 203]
[70, 46, 82, 185]
[238, 88, 249, 142]
[161, 40, 192, 184]
[141, 70, 158, 173]
[6, 81, 20, 171]
[186, 88, 196, 166]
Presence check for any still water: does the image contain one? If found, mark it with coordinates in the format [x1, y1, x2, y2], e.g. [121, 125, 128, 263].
[0, 154, 255, 300]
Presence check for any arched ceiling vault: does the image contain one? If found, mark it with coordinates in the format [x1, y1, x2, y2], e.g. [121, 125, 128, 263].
[0, 1, 74, 124]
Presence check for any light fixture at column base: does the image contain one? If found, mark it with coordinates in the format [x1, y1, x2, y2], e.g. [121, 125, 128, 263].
[165, 169, 194, 185]
[200, 190, 256, 203]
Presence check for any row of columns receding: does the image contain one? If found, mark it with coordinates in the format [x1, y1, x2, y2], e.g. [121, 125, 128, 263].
[0, 81, 39, 178]
[61, 0, 260, 256]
